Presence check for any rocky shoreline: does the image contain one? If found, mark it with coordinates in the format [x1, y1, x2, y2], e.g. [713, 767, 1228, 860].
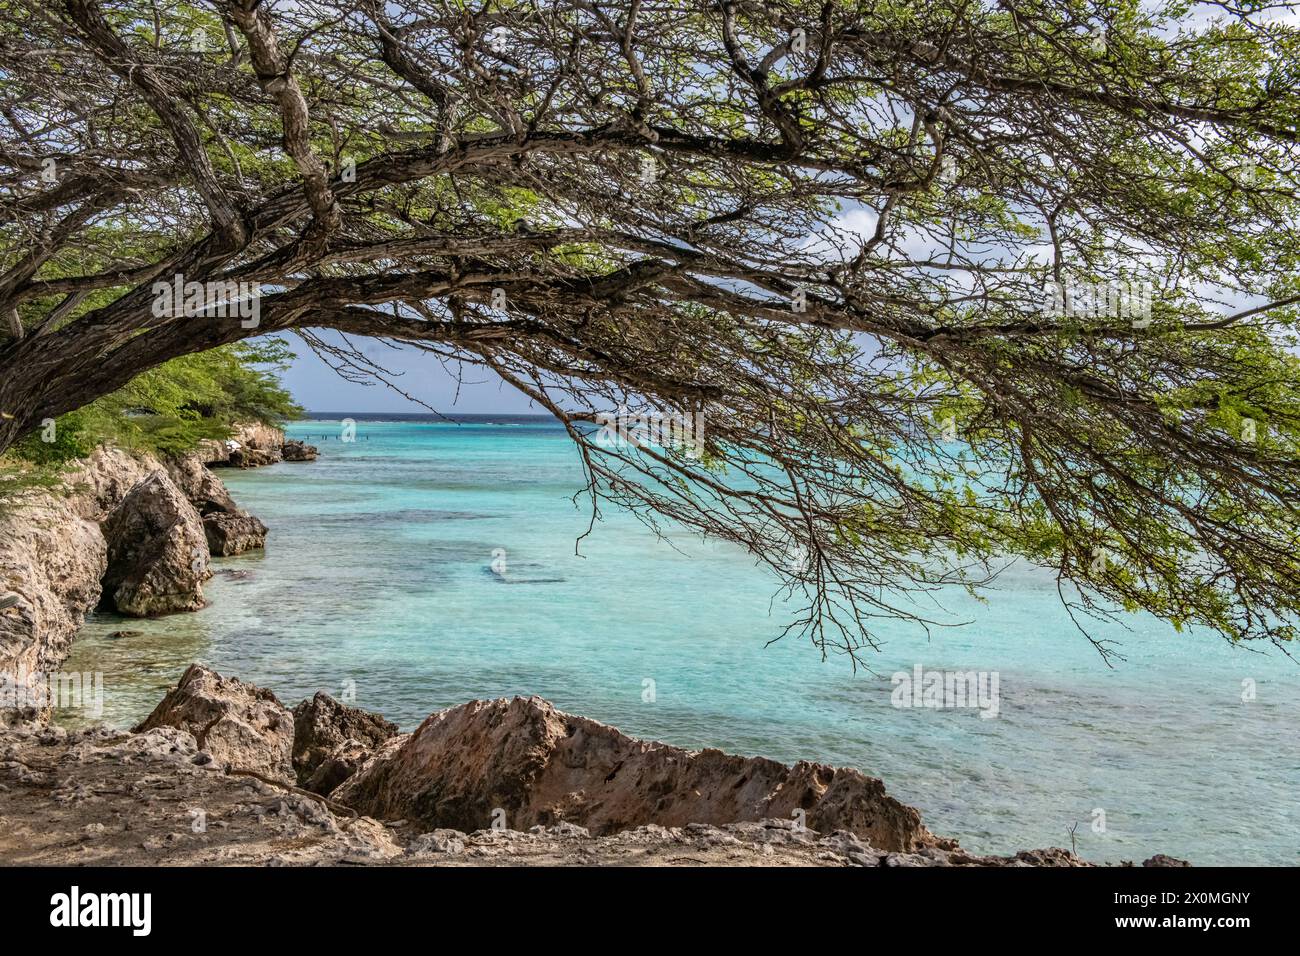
[0, 662, 1191, 867]
[0, 425, 316, 723]
[0, 433, 1189, 867]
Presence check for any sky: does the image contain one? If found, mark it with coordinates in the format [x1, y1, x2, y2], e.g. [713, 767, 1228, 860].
[272, 329, 538, 414]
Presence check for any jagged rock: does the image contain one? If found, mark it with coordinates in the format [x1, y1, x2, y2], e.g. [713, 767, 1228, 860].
[2, 441, 270, 727]
[167, 451, 269, 555]
[101, 471, 211, 616]
[302, 739, 378, 796]
[134, 664, 294, 781]
[228, 445, 279, 468]
[0, 718, 404, 865]
[1142, 853, 1192, 867]
[281, 440, 318, 462]
[193, 438, 230, 466]
[1003, 847, 1088, 866]
[405, 829, 467, 856]
[203, 512, 268, 556]
[62, 447, 159, 521]
[0, 495, 106, 725]
[1, 448, 163, 724]
[209, 422, 285, 469]
[292, 692, 399, 790]
[332, 695, 936, 852]
[2, 667, 1190, 867]
[164, 452, 239, 515]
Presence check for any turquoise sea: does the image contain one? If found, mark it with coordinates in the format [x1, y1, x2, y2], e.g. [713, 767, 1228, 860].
[63, 416, 1300, 864]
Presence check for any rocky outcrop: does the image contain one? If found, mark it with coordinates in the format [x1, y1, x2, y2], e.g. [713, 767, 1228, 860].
[63, 447, 159, 520]
[101, 471, 211, 616]
[281, 439, 318, 462]
[0, 721, 401, 865]
[164, 452, 240, 515]
[2, 666, 1194, 867]
[332, 695, 939, 852]
[203, 512, 268, 556]
[291, 692, 399, 795]
[0, 494, 106, 724]
[301, 738, 378, 797]
[1, 448, 158, 722]
[206, 422, 286, 469]
[134, 664, 295, 781]
[0, 667, 1191, 866]
[2, 428, 290, 719]
[167, 450, 269, 556]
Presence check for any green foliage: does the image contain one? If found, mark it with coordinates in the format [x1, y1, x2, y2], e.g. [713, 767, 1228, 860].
[7, 339, 301, 465]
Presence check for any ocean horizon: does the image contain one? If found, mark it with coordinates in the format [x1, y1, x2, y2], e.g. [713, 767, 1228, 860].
[61, 416, 1300, 865]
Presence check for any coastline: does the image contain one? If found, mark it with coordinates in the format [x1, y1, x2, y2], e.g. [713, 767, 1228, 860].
[0, 428, 1190, 865]
[0, 661, 1189, 867]
[0, 425, 314, 724]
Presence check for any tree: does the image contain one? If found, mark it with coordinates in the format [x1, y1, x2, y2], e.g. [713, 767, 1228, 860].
[2, 0, 1299, 659]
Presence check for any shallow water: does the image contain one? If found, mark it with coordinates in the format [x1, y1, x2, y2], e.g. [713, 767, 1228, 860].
[62, 417, 1300, 864]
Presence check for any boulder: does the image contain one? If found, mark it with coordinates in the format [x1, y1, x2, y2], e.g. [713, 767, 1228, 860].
[101, 470, 211, 616]
[332, 695, 936, 852]
[281, 440, 318, 462]
[203, 512, 268, 556]
[164, 452, 240, 515]
[292, 691, 399, 790]
[1, 447, 207, 724]
[228, 445, 280, 468]
[135, 664, 294, 780]
[167, 451, 268, 555]
[192, 438, 230, 465]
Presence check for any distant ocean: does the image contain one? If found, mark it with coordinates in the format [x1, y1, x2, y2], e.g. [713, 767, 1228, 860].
[63, 414, 1300, 864]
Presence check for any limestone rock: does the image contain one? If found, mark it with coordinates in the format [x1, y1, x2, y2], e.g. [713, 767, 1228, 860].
[101, 470, 211, 616]
[135, 664, 294, 780]
[301, 739, 377, 796]
[1, 446, 164, 724]
[2, 669, 1188, 867]
[62, 447, 159, 521]
[333, 695, 935, 852]
[1, 443, 265, 727]
[281, 440, 318, 462]
[405, 829, 467, 856]
[208, 422, 285, 469]
[193, 438, 230, 466]
[167, 452, 268, 555]
[164, 452, 239, 515]
[292, 692, 399, 791]
[228, 445, 280, 469]
[0, 494, 106, 724]
[203, 512, 268, 556]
